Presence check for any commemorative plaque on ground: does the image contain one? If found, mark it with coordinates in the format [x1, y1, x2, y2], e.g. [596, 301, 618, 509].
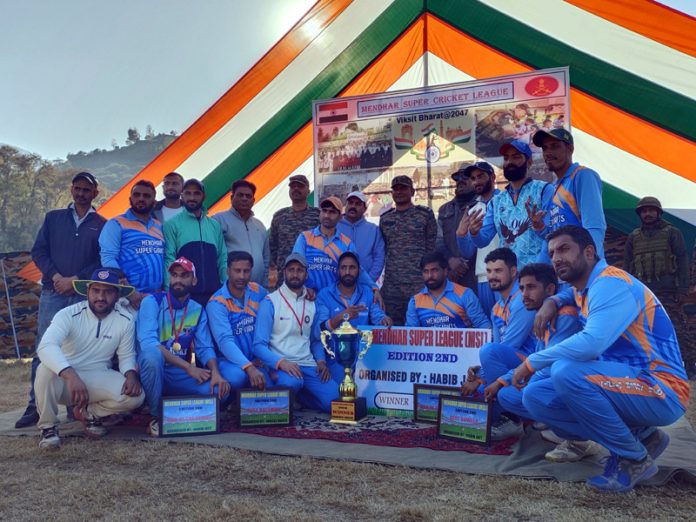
[437, 395, 492, 445]
[413, 384, 461, 423]
[237, 388, 292, 428]
[160, 395, 219, 437]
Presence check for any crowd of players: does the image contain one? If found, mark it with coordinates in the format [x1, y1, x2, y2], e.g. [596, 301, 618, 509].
[14, 127, 693, 494]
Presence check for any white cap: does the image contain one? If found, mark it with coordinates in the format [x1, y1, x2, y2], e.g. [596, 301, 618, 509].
[346, 191, 367, 203]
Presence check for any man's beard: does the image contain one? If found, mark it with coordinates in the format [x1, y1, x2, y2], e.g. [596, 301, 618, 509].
[503, 163, 527, 182]
[185, 201, 203, 212]
[425, 278, 446, 291]
[340, 274, 357, 287]
[285, 276, 304, 291]
[171, 285, 190, 298]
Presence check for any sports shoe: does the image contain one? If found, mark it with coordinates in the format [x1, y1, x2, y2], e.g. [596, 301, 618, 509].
[39, 426, 60, 449]
[641, 428, 670, 460]
[540, 429, 565, 445]
[532, 421, 548, 431]
[147, 417, 160, 437]
[491, 415, 524, 441]
[586, 454, 658, 493]
[545, 439, 601, 463]
[15, 405, 39, 429]
[73, 406, 108, 438]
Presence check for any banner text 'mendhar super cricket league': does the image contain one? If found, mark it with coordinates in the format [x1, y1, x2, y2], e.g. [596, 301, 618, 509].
[312, 68, 569, 215]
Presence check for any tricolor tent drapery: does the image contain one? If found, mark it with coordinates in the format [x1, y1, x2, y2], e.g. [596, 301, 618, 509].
[18, 0, 696, 281]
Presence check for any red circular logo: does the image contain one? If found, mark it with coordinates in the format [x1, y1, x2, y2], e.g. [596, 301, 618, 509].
[525, 76, 559, 97]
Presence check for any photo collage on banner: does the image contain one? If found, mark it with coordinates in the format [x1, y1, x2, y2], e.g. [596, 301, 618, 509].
[312, 68, 570, 219]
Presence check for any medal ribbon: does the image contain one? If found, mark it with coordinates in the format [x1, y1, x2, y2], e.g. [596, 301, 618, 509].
[167, 292, 189, 348]
[279, 289, 306, 336]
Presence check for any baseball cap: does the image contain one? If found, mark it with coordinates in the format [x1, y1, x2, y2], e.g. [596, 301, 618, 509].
[532, 128, 574, 147]
[169, 256, 196, 277]
[391, 175, 413, 188]
[288, 174, 310, 187]
[346, 191, 367, 204]
[284, 252, 307, 268]
[499, 139, 532, 159]
[72, 171, 98, 187]
[320, 196, 344, 213]
[183, 179, 205, 192]
[453, 161, 494, 180]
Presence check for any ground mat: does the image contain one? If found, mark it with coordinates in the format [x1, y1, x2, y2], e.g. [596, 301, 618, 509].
[2, 408, 695, 486]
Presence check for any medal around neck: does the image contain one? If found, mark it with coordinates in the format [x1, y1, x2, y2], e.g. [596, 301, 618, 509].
[320, 314, 373, 424]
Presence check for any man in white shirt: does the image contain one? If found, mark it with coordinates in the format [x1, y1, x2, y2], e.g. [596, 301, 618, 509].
[252, 253, 338, 412]
[35, 268, 145, 449]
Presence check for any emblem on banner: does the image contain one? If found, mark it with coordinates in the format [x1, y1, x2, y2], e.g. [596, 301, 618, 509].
[525, 76, 559, 97]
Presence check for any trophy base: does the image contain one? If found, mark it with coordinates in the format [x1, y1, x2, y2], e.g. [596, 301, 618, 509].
[329, 397, 367, 424]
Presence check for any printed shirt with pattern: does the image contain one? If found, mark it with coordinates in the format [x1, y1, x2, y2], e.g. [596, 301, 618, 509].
[405, 280, 491, 329]
[99, 209, 164, 293]
[136, 291, 216, 367]
[206, 282, 268, 368]
[269, 206, 320, 269]
[528, 260, 690, 407]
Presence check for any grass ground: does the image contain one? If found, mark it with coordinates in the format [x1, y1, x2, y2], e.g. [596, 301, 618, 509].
[1, 359, 694, 522]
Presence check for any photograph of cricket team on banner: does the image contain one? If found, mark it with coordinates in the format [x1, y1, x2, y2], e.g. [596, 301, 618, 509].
[312, 68, 570, 214]
[354, 326, 490, 417]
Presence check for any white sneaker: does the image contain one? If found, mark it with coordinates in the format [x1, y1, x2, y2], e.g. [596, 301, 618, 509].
[540, 429, 565, 444]
[532, 421, 548, 430]
[39, 426, 60, 449]
[491, 416, 524, 441]
[147, 418, 160, 437]
[545, 439, 602, 463]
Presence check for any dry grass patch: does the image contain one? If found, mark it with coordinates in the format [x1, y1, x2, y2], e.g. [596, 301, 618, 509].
[1, 360, 695, 522]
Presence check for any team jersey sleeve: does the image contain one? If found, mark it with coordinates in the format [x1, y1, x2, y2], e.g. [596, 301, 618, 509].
[98, 219, 122, 270]
[526, 277, 638, 370]
[456, 234, 477, 259]
[464, 290, 492, 329]
[369, 297, 386, 325]
[369, 229, 386, 282]
[310, 313, 326, 363]
[315, 290, 333, 330]
[576, 168, 606, 258]
[252, 298, 283, 369]
[192, 309, 216, 368]
[500, 299, 535, 348]
[205, 299, 251, 368]
[547, 308, 582, 347]
[136, 295, 163, 355]
[405, 297, 420, 327]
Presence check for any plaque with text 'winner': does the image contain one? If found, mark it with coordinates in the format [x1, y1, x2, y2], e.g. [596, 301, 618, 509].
[237, 388, 292, 428]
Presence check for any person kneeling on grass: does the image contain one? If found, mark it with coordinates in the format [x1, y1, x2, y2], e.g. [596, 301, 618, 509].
[35, 268, 145, 449]
[487, 262, 601, 462]
[137, 257, 231, 437]
[460, 248, 536, 440]
[252, 253, 338, 412]
[512, 226, 689, 493]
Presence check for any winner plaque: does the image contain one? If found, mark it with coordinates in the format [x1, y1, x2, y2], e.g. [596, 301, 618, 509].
[321, 315, 373, 424]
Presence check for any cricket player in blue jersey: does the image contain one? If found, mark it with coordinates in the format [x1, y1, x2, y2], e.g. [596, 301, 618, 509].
[293, 197, 380, 299]
[316, 251, 393, 383]
[528, 129, 606, 260]
[406, 251, 490, 329]
[513, 225, 689, 493]
[100, 180, 165, 306]
[136, 257, 230, 437]
[461, 247, 536, 440]
[207, 251, 270, 391]
[489, 263, 599, 462]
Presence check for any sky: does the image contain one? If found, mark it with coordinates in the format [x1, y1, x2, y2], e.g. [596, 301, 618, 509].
[1, 0, 693, 161]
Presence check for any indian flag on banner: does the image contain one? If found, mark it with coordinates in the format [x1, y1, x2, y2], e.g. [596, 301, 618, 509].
[421, 123, 436, 136]
[394, 136, 415, 149]
[317, 101, 349, 124]
[448, 127, 471, 144]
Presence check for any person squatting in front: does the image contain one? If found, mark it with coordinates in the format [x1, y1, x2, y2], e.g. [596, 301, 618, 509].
[252, 253, 339, 412]
[460, 247, 536, 440]
[35, 268, 145, 449]
[511, 225, 689, 493]
[136, 257, 231, 437]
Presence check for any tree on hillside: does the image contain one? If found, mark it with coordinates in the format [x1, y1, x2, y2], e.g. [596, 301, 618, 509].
[126, 127, 140, 145]
[145, 125, 155, 140]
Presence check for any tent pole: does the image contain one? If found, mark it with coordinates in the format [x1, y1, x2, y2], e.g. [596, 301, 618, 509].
[1, 258, 21, 358]
[423, 0, 432, 208]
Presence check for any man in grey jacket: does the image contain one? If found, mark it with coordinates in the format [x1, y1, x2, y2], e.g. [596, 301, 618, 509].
[212, 180, 269, 286]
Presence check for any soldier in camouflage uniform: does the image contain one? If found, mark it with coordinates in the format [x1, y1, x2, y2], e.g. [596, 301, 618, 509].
[624, 196, 693, 375]
[268, 175, 320, 286]
[380, 175, 437, 325]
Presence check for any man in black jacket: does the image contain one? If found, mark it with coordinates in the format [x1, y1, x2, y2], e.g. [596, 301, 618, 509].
[15, 172, 106, 428]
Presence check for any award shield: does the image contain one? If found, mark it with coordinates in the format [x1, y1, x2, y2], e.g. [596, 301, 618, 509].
[320, 315, 373, 424]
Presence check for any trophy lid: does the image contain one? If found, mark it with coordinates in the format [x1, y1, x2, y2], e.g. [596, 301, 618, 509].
[335, 313, 360, 335]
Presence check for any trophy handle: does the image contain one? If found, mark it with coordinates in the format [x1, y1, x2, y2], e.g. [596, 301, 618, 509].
[321, 330, 336, 359]
[358, 330, 373, 359]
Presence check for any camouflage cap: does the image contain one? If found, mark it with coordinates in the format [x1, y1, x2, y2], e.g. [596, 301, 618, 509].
[391, 175, 413, 188]
[635, 196, 662, 213]
[288, 174, 310, 187]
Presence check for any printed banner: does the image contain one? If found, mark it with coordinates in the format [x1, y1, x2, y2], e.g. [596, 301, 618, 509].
[312, 68, 570, 216]
[354, 326, 491, 417]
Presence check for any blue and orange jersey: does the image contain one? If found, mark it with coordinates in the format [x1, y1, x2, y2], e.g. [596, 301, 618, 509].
[136, 291, 216, 367]
[545, 162, 606, 258]
[99, 209, 164, 293]
[405, 280, 491, 329]
[316, 282, 385, 330]
[206, 282, 268, 368]
[528, 260, 690, 407]
[490, 281, 536, 355]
